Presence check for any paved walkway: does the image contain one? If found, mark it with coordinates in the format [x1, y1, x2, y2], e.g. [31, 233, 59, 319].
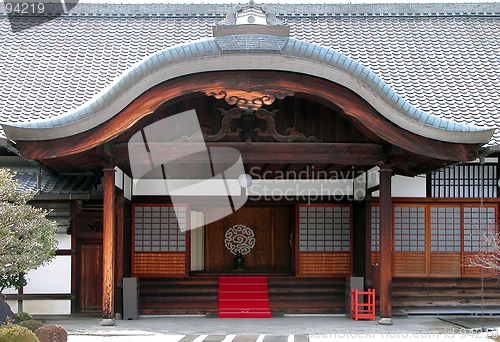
[43, 315, 500, 341]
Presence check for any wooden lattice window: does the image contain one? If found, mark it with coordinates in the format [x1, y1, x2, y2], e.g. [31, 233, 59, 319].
[370, 205, 380, 265]
[463, 206, 496, 252]
[134, 205, 187, 252]
[394, 206, 426, 252]
[132, 204, 189, 277]
[429, 163, 498, 198]
[370, 202, 498, 278]
[297, 204, 351, 277]
[462, 205, 498, 277]
[393, 205, 426, 276]
[429, 206, 462, 276]
[430, 206, 461, 252]
[298, 205, 350, 252]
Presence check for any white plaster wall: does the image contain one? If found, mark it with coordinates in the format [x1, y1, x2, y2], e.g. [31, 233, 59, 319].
[372, 174, 427, 198]
[57, 234, 72, 250]
[2, 288, 17, 295]
[2, 236, 71, 315]
[2, 219, 74, 316]
[23, 256, 71, 294]
[5, 300, 18, 313]
[391, 175, 427, 197]
[23, 300, 70, 315]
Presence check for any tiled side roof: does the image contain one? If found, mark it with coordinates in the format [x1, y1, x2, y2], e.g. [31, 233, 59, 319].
[14, 169, 98, 195]
[0, 3, 498, 143]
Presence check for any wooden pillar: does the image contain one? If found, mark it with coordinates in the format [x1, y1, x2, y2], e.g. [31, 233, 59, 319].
[379, 166, 393, 324]
[101, 168, 116, 325]
[70, 200, 79, 314]
[364, 197, 373, 287]
[352, 201, 368, 277]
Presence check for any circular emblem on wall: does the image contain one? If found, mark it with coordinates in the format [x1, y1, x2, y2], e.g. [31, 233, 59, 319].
[224, 224, 256, 255]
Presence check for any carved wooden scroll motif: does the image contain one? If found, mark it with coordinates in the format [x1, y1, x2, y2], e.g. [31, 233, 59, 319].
[254, 108, 321, 143]
[202, 108, 243, 142]
[205, 89, 294, 111]
[204, 88, 320, 143]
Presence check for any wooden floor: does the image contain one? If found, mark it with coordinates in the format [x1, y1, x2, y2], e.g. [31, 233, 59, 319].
[139, 276, 346, 315]
[139, 277, 219, 315]
[137, 276, 500, 315]
[268, 277, 346, 314]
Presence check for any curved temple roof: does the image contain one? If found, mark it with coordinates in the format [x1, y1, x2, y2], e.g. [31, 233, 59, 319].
[1, 34, 495, 145]
[0, 2, 498, 148]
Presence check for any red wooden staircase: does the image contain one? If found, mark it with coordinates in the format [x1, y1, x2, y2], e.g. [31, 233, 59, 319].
[218, 276, 272, 318]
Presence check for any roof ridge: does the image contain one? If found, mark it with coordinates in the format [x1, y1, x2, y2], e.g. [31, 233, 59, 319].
[1, 3, 498, 17]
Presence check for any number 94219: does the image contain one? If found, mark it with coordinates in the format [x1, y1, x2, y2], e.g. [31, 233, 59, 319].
[4, 2, 45, 15]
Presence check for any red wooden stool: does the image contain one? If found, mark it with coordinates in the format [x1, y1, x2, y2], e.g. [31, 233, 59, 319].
[350, 288, 376, 320]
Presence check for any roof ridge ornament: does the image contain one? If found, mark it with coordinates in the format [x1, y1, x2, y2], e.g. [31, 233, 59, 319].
[213, 1, 289, 37]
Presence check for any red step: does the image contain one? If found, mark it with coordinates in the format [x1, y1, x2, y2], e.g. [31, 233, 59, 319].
[219, 276, 268, 284]
[218, 310, 272, 318]
[219, 291, 269, 300]
[218, 276, 272, 318]
[219, 284, 268, 292]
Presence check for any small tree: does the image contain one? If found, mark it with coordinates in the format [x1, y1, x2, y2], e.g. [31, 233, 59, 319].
[0, 168, 58, 294]
[468, 227, 500, 273]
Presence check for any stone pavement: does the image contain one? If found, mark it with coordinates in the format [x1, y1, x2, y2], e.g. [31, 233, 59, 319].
[43, 315, 500, 341]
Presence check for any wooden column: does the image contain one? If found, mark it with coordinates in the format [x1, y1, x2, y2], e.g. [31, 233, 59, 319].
[101, 168, 116, 325]
[70, 200, 79, 314]
[364, 197, 373, 287]
[379, 166, 393, 324]
[352, 201, 368, 277]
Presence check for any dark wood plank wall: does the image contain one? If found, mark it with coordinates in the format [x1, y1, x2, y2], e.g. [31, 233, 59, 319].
[76, 207, 104, 314]
[77, 243, 103, 314]
[393, 278, 500, 311]
[205, 207, 293, 273]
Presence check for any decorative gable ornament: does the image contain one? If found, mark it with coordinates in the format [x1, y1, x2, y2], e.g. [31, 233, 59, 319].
[213, 0, 290, 37]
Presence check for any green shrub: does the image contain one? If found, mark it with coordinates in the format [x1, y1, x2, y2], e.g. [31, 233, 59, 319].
[16, 312, 33, 322]
[19, 320, 44, 333]
[0, 324, 39, 342]
[35, 324, 67, 342]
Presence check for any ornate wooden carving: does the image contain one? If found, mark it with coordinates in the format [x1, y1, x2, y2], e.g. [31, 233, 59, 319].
[203, 107, 320, 143]
[254, 108, 321, 143]
[202, 108, 243, 142]
[205, 89, 294, 111]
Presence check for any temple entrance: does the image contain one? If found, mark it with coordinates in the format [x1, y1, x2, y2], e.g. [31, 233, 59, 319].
[204, 206, 293, 274]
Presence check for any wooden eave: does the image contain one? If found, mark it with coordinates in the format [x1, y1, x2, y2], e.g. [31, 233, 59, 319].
[11, 71, 482, 177]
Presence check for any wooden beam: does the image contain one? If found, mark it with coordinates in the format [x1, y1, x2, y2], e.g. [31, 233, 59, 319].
[118, 142, 382, 166]
[378, 166, 393, 324]
[101, 168, 116, 325]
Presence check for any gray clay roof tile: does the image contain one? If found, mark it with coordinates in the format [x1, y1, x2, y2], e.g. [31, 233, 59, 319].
[0, 3, 498, 143]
